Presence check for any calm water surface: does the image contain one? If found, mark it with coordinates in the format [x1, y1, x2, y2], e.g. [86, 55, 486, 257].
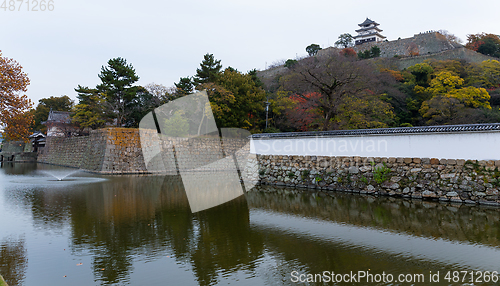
[1, 163, 500, 285]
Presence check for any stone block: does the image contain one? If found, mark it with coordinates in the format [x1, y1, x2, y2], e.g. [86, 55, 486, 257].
[348, 166, 359, 174]
[439, 159, 447, 164]
[430, 158, 439, 165]
[422, 190, 437, 198]
[413, 158, 421, 164]
[382, 182, 399, 189]
[391, 176, 402, 182]
[456, 159, 465, 166]
[359, 166, 371, 172]
[447, 159, 456, 165]
[403, 157, 412, 164]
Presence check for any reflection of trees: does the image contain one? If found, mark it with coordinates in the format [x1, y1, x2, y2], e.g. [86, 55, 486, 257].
[69, 175, 190, 284]
[0, 236, 27, 286]
[190, 195, 264, 286]
[6, 171, 266, 285]
[67, 175, 264, 285]
[6, 169, 500, 285]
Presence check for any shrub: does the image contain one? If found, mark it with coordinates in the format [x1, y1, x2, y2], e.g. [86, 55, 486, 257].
[371, 162, 391, 184]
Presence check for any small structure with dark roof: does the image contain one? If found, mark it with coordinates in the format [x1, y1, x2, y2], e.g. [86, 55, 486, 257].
[354, 18, 386, 46]
[28, 131, 46, 152]
[42, 110, 77, 137]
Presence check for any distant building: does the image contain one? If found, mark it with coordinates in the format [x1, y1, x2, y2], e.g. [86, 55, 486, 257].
[354, 18, 386, 46]
[42, 110, 77, 137]
[28, 131, 46, 152]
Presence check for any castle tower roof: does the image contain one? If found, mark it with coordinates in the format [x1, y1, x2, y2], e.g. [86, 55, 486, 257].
[358, 18, 379, 27]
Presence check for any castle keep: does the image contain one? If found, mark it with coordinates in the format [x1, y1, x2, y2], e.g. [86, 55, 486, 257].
[354, 18, 386, 45]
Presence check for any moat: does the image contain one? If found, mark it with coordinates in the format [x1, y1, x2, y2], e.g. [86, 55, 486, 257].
[1, 163, 500, 285]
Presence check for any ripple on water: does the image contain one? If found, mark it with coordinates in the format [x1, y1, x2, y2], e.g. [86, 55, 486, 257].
[9, 176, 108, 186]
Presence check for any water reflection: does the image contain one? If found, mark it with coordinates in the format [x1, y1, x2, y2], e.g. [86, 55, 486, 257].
[0, 236, 28, 286]
[247, 186, 500, 247]
[1, 163, 500, 285]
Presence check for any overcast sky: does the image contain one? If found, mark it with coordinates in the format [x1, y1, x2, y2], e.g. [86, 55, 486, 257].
[2, 0, 499, 106]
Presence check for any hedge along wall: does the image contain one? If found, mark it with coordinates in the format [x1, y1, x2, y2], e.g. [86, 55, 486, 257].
[250, 124, 500, 206]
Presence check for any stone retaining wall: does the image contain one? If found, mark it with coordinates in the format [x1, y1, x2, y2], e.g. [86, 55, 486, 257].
[395, 47, 497, 69]
[0, 141, 37, 162]
[37, 127, 251, 174]
[256, 155, 500, 206]
[37, 128, 147, 174]
[1, 141, 25, 153]
[352, 32, 461, 58]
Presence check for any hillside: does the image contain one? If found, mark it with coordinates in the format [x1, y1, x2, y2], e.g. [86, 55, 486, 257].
[258, 32, 497, 79]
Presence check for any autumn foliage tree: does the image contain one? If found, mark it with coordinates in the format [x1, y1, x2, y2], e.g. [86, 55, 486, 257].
[397, 60, 500, 125]
[0, 50, 33, 141]
[466, 33, 500, 58]
[279, 53, 395, 130]
[285, 92, 322, 131]
[340, 48, 357, 57]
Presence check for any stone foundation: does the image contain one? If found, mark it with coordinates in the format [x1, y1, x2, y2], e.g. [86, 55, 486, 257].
[37, 127, 252, 175]
[256, 155, 500, 206]
[37, 128, 147, 174]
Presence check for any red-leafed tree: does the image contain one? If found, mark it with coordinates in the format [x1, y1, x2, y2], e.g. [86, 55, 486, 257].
[279, 53, 395, 130]
[466, 33, 500, 58]
[340, 48, 356, 57]
[285, 92, 321, 131]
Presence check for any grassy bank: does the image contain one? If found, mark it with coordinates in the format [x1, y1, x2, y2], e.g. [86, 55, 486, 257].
[0, 274, 7, 286]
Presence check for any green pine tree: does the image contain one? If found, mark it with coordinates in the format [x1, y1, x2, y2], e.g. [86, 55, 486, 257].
[96, 57, 139, 126]
[174, 76, 194, 96]
[193, 53, 222, 85]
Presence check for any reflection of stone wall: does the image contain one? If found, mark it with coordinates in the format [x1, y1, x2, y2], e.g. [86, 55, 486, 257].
[256, 155, 500, 206]
[246, 186, 500, 247]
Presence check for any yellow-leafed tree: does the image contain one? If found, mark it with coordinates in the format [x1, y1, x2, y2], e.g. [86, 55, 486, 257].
[426, 71, 491, 109]
[0, 50, 33, 141]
